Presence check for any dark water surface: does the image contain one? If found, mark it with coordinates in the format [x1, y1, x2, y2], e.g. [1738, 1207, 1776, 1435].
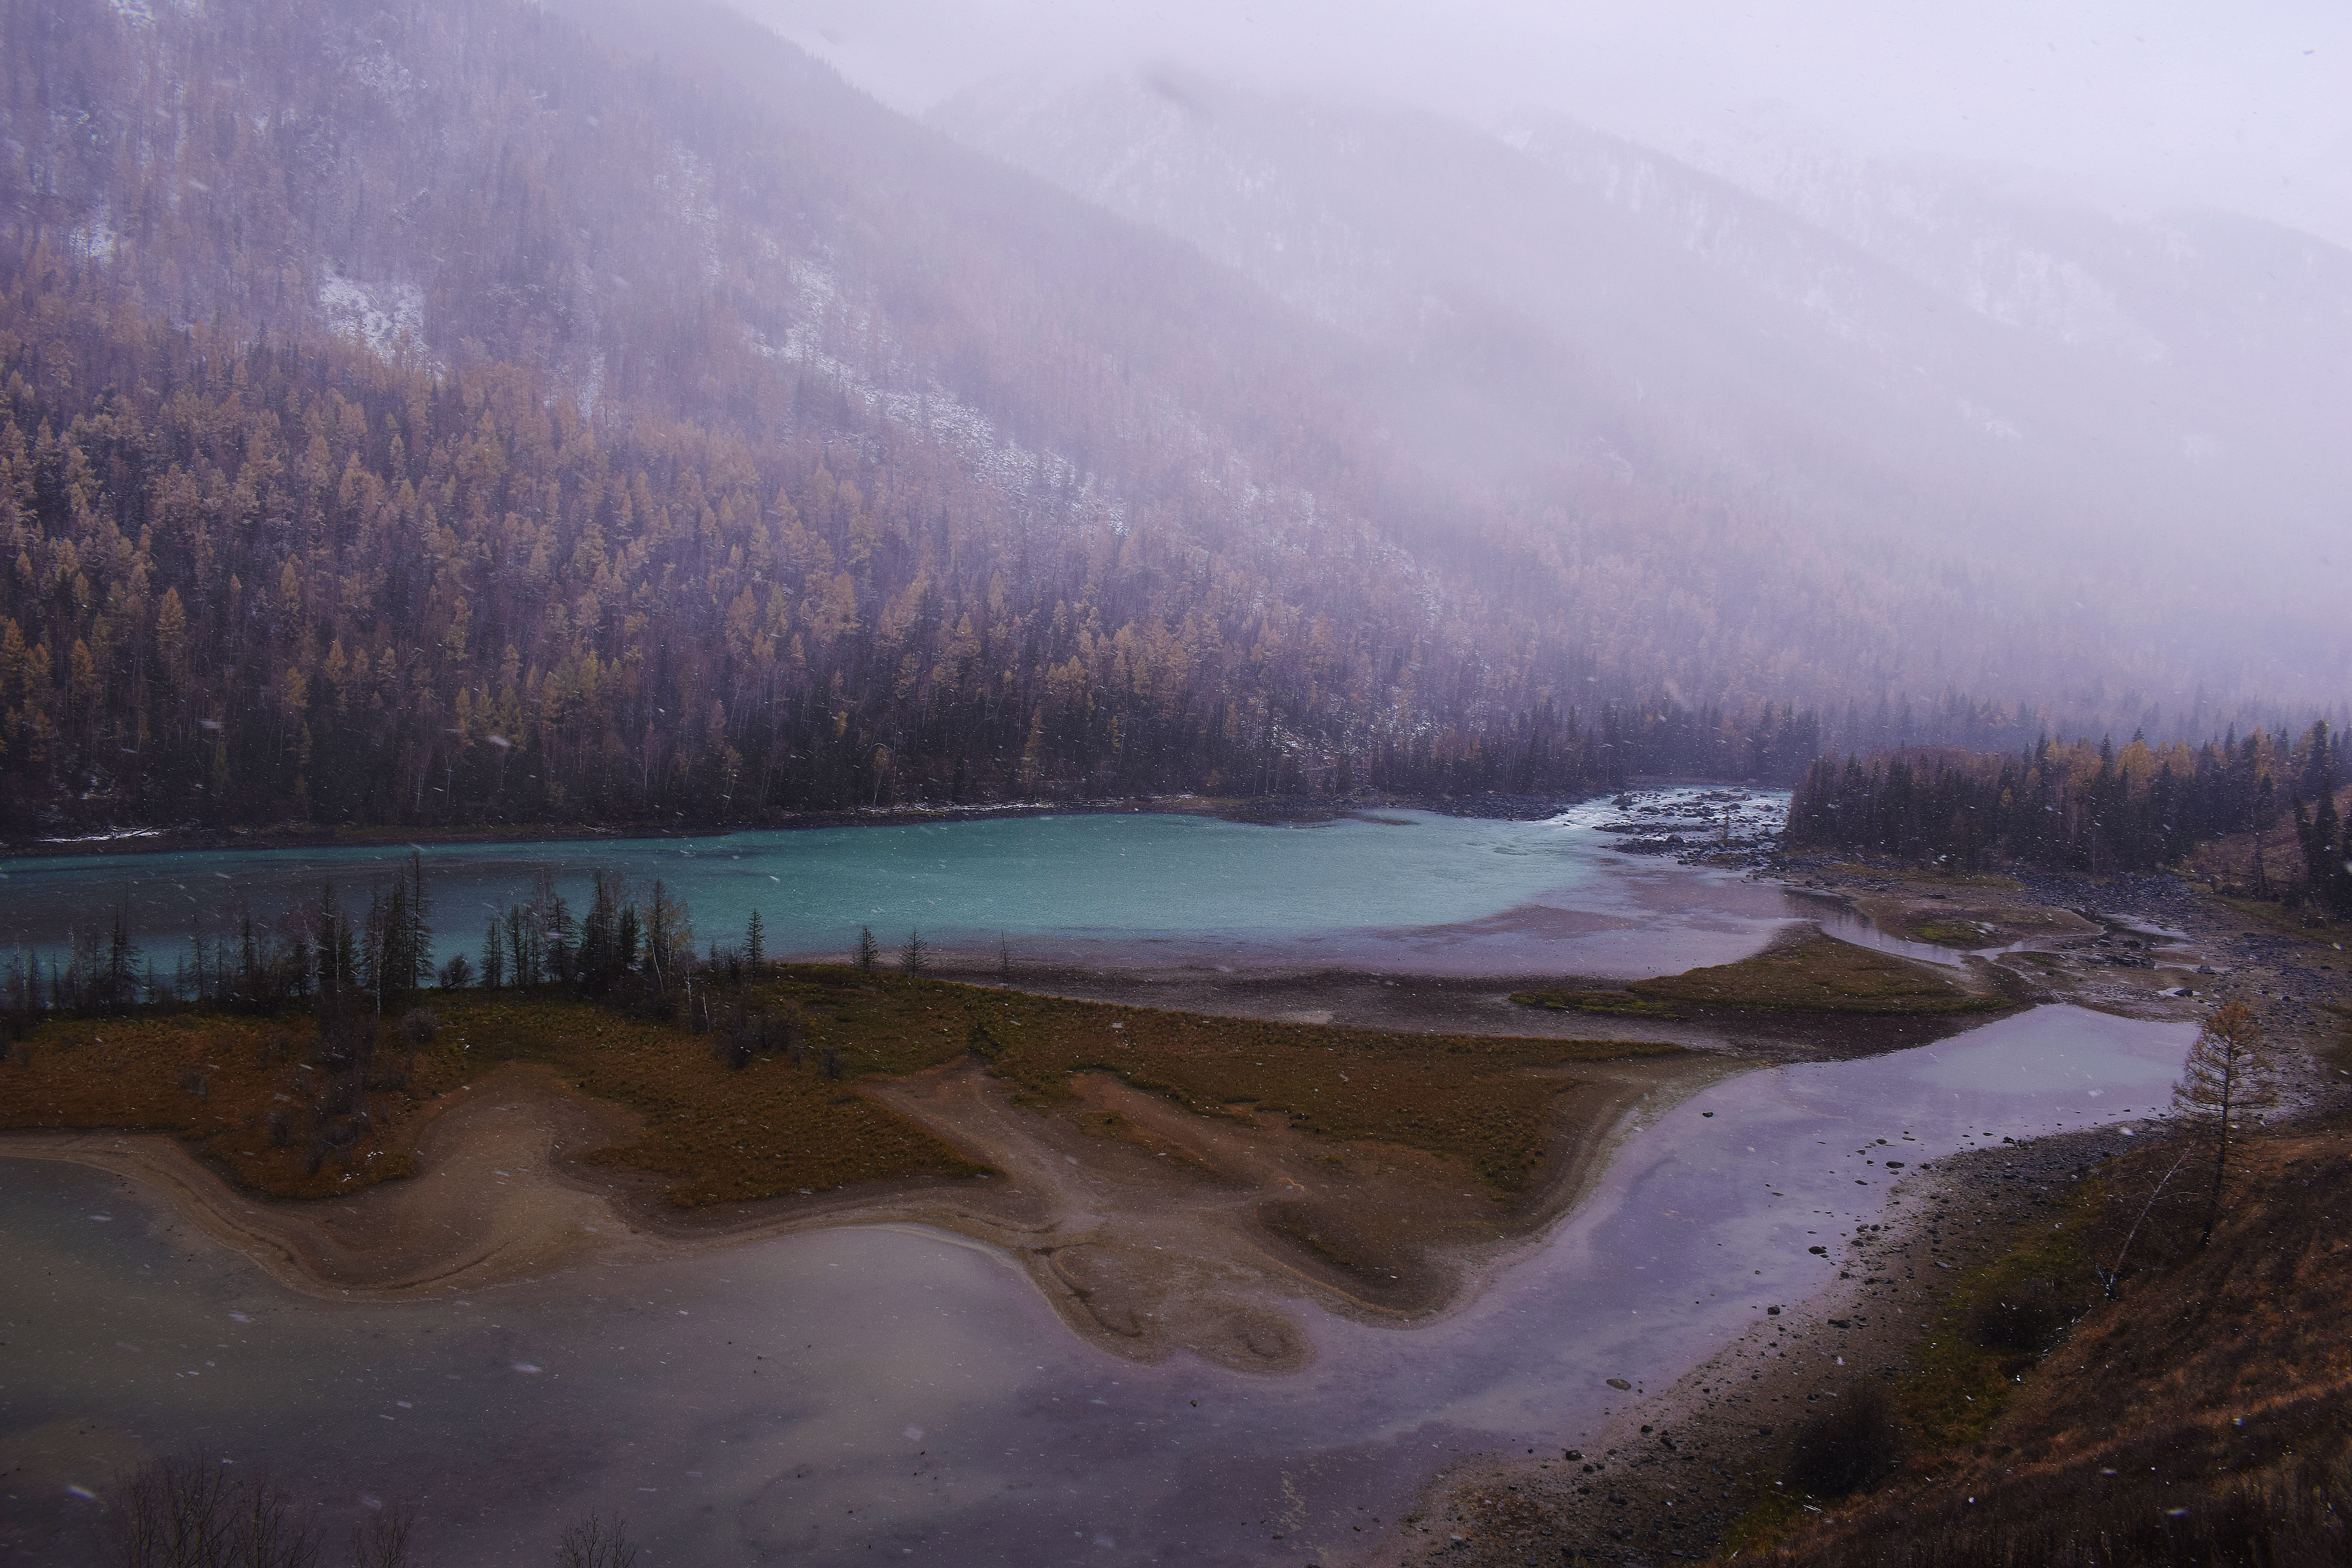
[2, 1004, 2191, 1565]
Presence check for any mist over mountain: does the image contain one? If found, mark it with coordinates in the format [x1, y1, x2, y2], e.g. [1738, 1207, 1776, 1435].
[0, 0, 2340, 834]
[935, 69, 2352, 707]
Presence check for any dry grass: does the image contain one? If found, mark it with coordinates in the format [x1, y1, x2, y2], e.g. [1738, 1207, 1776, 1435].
[1891, 1194, 2105, 1449]
[1907, 918, 2004, 947]
[1505, 987, 1684, 1020]
[930, 978, 1677, 1190]
[0, 1011, 429, 1198]
[1756, 1114, 2352, 1568]
[0, 969, 1680, 1206]
[1626, 930, 2001, 1016]
[434, 991, 986, 1205]
[1511, 930, 2000, 1021]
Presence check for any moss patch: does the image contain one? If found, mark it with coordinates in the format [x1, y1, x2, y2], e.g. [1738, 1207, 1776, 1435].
[1909, 919, 2003, 947]
[1627, 931, 2001, 1016]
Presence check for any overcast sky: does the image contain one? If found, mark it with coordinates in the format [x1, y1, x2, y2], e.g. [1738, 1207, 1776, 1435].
[729, 0, 2352, 246]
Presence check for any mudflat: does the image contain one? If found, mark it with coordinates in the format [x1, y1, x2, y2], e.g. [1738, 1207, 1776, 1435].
[4, 1042, 1731, 1373]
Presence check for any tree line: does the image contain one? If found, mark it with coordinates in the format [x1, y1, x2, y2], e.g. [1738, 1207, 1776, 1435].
[1785, 721, 2352, 915]
[0, 245, 1858, 830]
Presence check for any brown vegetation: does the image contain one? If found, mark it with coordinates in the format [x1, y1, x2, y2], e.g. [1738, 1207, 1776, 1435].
[1629, 930, 2003, 1015]
[1752, 1113, 2352, 1568]
[1504, 987, 1684, 1020]
[1513, 929, 2003, 1021]
[0, 968, 1676, 1208]
[0, 1011, 428, 1199]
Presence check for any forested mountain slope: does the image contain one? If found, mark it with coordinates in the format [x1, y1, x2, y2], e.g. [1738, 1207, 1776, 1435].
[937, 73, 2352, 711]
[0, 0, 2331, 833]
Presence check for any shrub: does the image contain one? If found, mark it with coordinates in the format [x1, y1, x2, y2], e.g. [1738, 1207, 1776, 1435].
[1968, 1282, 2073, 1354]
[1784, 1383, 1906, 1497]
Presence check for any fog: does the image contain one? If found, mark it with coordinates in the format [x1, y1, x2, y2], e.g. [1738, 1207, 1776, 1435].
[4, 0, 2344, 851]
[714, 0, 2352, 715]
[738, 0, 2352, 247]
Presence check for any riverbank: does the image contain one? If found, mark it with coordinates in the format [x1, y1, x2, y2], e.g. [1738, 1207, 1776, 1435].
[0, 1044, 1732, 1376]
[956, 931, 2026, 1060]
[1747, 1106, 2352, 1568]
[1365, 870, 2352, 1567]
[1368, 1126, 2125, 1567]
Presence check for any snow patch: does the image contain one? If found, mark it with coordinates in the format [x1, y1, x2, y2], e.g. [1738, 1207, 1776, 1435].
[68, 214, 119, 263]
[318, 270, 425, 360]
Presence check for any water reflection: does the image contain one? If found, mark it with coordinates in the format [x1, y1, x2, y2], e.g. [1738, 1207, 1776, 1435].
[1, 1005, 2191, 1564]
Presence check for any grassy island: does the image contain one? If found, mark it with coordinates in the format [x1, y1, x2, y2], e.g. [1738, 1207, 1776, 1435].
[0, 971, 1677, 1207]
[1514, 928, 2005, 1019]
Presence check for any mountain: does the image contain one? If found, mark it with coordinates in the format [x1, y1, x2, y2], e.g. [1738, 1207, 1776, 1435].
[934, 71, 2352, 707]
[1509, 111, 2352, 546]
[0, 0, 2336, 834]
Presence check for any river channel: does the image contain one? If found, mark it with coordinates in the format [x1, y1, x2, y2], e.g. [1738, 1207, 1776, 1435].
[0, 798, 2196, 1565]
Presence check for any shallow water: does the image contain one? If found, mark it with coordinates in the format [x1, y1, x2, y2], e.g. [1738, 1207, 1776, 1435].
[1, 1004, 2192, 1565]
[0, 793, 1801, 980]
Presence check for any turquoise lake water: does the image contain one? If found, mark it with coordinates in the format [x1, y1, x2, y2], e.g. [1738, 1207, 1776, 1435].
[0, 793, 1800, 980]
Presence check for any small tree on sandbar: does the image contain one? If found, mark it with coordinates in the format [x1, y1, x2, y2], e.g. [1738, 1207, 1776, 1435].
[2169, 1000, 2280, 1247]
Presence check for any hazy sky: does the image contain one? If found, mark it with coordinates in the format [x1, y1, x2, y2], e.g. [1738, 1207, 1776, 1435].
[730, 0, 2352, 245]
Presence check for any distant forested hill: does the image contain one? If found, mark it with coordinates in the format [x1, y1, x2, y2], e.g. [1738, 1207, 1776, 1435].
[0, 0, 2327, 833]
[1785, 722, 2352, 920]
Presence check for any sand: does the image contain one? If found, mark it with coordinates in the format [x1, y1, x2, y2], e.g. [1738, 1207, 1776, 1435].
[4, 1045, 1735, 1375]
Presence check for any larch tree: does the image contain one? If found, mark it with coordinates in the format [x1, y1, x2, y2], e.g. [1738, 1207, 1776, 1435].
[2169, 1000, 2281, 1247]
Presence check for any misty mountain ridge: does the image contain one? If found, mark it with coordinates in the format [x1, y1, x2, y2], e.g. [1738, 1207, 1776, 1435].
[0, 0, 2340, 835]
[933, 67, 2350, 696]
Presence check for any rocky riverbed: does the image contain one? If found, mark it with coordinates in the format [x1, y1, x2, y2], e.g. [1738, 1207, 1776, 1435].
[1375, 861, 2350, 1568]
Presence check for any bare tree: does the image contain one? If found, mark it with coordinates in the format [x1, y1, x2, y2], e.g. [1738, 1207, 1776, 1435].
[553, 1514, 637, 1568]
[350, 1502, 416, 1568]
[118, 1454, 232, 1568]
[115, 1454, 321, 1568]
[232, 1474, 322, 1568]
[2170, 1000, 2280, 1247]
[900, 930, 929, 976]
